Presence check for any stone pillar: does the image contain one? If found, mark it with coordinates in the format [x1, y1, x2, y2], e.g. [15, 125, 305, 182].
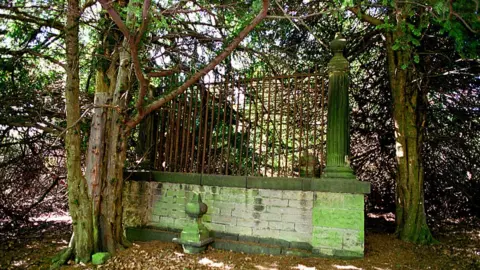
[325, 32, 353, 178]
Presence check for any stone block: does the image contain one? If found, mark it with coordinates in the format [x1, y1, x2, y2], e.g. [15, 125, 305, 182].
[288, 199, 314, 209]
[282, 214, 311, 224]
[314, 193, 344, 209]
[312, 227, 342, 249]
[225, 225, 253, 236]
[211, 215, 236, 225]
[268, 221, 283, 230]
[237, 218, 269, 229]
[205, 223, 226, 232]
[282, 190, 314, 201]
[295, 223, 312, 233]
[157, 216, 175, 227]
[257, 212, 283, 222]
[259, 189, 283, 198]
[174, 218, 189, 228]
[277, 231, 311, 243]
[342, 230, 364, 252]
[281, 222, 295, 231]
[252, 229, 280, 239]
[312, 209, 364, 230]
[206, 206, 220, 215]
[261, 198, 289, 207]
[343, 194, 364, 210]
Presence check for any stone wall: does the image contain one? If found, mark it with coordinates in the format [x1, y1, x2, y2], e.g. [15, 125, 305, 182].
[123, 171, 369, 258]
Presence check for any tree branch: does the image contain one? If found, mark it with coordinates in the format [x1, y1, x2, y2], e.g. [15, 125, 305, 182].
[98, 0, 131, 39]
[125, 0, 270, 130]
[347, 6, 383, 26]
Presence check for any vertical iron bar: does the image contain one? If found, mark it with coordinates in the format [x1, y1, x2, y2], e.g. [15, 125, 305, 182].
[233, 74, 241, 175]
[201, 89, 210, 174]
[299, 76, 305, 177]
[190, 85, 199, 172]
[184, 88, 194, 173]
[167, 99, 175, 172]
[213, 78, 223, 174]
[291, 77, 298, 177]
[285, 78, 291, 176]
[320, 78, 326, 173]
[226, 75, 235, 175]
[207, 87, 215, 174]
[173, 92, 183, 172]
[278, 79, 284, 176]
[179, 90, 188, 171]
[313, 73, 319, 176]
[157, 107, 165, 171]
[251, 78, 259, 175]
[271, 79, 278, 176]
[220, 76, 229, 174]
[239, 77, 248, 176]
[258, 76, 266, 176]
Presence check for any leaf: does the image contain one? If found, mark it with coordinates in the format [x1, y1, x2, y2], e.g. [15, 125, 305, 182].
[414, 55, 420, 64]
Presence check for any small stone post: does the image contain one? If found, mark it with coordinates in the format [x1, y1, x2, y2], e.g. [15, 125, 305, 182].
[173, 192, 213, 254]
[324, 32, 354, 178]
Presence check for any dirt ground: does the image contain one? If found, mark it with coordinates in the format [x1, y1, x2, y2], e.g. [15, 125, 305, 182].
[1, 217, 479, 270]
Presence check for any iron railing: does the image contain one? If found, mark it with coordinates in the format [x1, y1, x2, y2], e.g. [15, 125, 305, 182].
[143, 72, 327, 177]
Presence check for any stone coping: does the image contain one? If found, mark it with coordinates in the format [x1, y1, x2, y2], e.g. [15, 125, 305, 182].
[126, 227, 363, 259]
[124, 171, 370, 194]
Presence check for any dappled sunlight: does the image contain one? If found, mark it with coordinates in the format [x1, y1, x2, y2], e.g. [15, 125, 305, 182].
[368, 212, 395, 222]
[292, 264, 316, 270]
[254, 265, 278, 270]
[198, 257, 233, 269]
[332, 265, 363, 270]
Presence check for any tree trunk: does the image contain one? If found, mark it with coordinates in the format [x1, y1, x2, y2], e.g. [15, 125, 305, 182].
[98, 42, 131, 254]
[65, 0, 93, 262]
[385, 32, 434, 244]
[85, 71, 110, 253]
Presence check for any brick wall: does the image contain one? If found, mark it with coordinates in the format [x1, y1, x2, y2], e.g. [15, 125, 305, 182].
[123, 179, 365, 257]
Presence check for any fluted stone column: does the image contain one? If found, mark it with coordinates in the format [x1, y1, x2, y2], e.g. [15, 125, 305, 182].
[324, 32, 354, 178]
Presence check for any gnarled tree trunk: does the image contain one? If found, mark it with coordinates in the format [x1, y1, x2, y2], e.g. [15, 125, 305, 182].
[386, 31, 434, 244]
[65, 0, 93, 263]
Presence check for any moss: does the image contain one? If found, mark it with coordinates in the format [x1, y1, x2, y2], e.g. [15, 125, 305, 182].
[92, 252, 111, 265]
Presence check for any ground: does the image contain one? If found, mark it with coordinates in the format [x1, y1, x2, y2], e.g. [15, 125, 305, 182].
[0, 215, 479, 270]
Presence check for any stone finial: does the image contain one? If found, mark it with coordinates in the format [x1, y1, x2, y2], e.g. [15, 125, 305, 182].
[173, 192, 213, 254]
[330, 32, 347, 53]
[328, 32, 349, 72]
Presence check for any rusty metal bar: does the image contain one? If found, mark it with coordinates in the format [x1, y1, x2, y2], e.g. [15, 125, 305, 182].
[232, 76, 241, 175]
[239, 77, 248, 175]
[277, 79, 284, 177]
[220, 76, 229, 174]
[212, 81, 222, 174]
[251, 79, 259, 175]
[259, 76, 266, 176]
[226, 76, 235, 175]
[203, 72, 326, 85]
[184, 89, 194, 172]
[313, 74, 319, 174]
[271, 79, 278, 176]
[190, 85, 199, 172]
[320, 78, 326, 172]
[207, 89, 215, 174]
[173, 94, 183, 172]
[179, 92, 188, 171]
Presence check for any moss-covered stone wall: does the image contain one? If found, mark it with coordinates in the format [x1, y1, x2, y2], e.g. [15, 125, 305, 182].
[123, 171, 368, 258]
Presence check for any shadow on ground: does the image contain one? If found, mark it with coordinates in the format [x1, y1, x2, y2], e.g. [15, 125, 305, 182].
[0, 215, 479, 269]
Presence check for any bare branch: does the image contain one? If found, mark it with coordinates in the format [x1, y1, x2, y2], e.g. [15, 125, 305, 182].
[98, 0, 131, 39]
[347, 6, 383, 26]
[125, 0, 271, 130]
